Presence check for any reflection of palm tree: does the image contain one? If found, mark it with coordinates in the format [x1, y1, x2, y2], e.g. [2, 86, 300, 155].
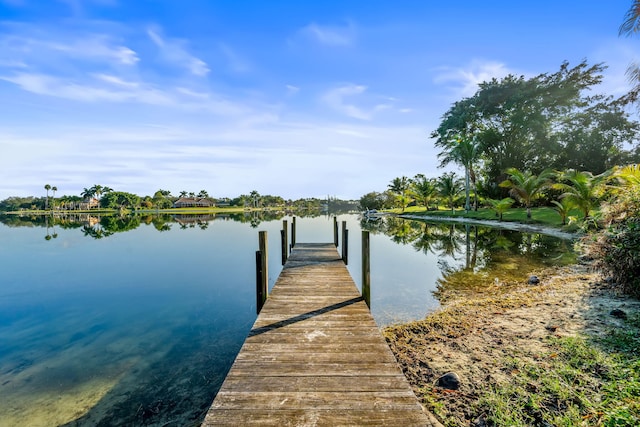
[385, 217, 419, 245]
[433, 224, 464, 258]
[412, 223, 438, 255]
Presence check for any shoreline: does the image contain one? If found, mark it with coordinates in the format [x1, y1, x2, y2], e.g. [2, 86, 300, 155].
[383, 261, 640, 425]
[397, 213, 578, 240]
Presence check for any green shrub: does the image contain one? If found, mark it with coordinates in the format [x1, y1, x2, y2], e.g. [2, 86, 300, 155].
[589, 183, 640, 296]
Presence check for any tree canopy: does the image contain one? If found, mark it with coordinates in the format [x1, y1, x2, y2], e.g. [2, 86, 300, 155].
[432, 61, 640, 197]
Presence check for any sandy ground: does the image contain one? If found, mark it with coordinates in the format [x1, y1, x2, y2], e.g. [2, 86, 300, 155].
[384, 261, 640, 426]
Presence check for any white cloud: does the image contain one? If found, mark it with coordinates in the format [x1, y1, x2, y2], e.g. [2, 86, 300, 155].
[321, 84, 402, 120]
[93, 73, 139, 88]
[0, 30, 139, 66]
[434, 60, 515, 98]
[147, 26, 209, 76]
[0, 72, 252, 115]
[285, 84, 300, 96]
[300, 22, 356, 46]
[322, 84, 371, 120]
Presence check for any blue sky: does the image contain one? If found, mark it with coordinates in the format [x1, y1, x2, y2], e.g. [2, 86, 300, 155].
[0, 0, 637, 200]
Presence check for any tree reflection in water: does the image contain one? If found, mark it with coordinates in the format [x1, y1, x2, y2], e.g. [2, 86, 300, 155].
[361, 216, 576, 303]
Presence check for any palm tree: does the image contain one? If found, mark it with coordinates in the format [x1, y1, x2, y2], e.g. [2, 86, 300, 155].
[411, 174, 438, 210]
[551, 198, 575, 225]
[499, 168, 554, 219]
[439, 135, 481, 211]
[44, 184, 51, 210]
[249, 190, 261, 208]
[620, 2, 640, 101]
[613, 164, 640, 187]
[197, 189, 209, 198]
[436, 172, 463, 213]
[388, 176, 411, 212]
[51, 186, 57, 209]
[554, 169, 609, 219]
[489, 197, 515, 221]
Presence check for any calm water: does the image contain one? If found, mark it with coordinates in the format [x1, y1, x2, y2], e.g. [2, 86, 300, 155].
[0, 212, 576, 426]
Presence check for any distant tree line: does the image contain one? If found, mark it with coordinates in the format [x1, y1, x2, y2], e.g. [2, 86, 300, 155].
[0, 186, 352, 213]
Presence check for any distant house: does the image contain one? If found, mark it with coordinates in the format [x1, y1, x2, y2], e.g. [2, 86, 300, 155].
[78, 198, 100, 210]
[173, 197, 215, 208]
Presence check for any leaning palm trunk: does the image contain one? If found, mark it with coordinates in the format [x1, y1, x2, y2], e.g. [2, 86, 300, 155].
[464, 167, 470, 211]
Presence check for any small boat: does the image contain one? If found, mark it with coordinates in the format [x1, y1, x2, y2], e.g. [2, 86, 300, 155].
[363, 209, 382, 220]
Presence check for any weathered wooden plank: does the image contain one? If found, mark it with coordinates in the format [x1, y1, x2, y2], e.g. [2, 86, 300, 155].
[203, 409, 432, 427]
[211, 390, 421, 410]
[202, 243, 436, 427]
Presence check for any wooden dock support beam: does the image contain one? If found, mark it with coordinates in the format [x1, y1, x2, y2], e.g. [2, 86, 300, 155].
[281, 220, 288, 265]
[256, 231, 268, 314]
[362, 230, 370, 308]
[341, 220, 348, 265]
[333, 216, 338, 246]
[291, 217, 296, 248]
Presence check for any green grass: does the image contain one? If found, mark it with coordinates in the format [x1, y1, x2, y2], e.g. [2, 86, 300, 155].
[476, 315, 640, 426]
[395, 206, 587, 230]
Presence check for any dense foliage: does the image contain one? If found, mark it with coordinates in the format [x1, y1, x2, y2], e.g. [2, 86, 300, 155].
[432, 61, 640, 198]
[589, 168, 640, 296]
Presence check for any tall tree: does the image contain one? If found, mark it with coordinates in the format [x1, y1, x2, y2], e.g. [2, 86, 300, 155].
[388, 176, 411, 211]
[44, 184, 51, 210]
[249, 190, 261, 208]
[500, 168, 554, 219]
[620, 1, 640, 103]
[51, 186, 57, 209]
[432, 61, 638, 193]
[411, 174, 438, 210]
[438, 135, 481, 211]
[436, 172, 463, 213]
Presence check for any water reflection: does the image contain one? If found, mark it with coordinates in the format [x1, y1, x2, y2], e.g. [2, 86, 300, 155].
[0, 210, 323, 240]
[361, 216, 576, 304]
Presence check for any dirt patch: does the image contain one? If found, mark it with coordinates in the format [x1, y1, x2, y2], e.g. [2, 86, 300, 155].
[384, 261, 640, 426]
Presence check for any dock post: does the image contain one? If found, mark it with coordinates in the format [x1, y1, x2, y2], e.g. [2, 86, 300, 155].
[256, 231, 268, 314]
[362, 230, 370, 308]
[291, 217, 296, 248]
[341, 221, 348, 265]
[333, 216, 338, 246]
[281, 220, 288, 265]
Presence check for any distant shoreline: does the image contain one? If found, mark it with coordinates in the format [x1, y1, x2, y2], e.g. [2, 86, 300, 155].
[398, 213, 578, 240]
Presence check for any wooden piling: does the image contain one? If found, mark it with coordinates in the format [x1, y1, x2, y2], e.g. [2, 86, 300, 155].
[281, 220, 288, 265]
[341, 221, 348, 265]
[333, 216, 338, 246]
[291, 217, 296, 248]
[256, 231, 268, 313]
[362, 230, 370, 308]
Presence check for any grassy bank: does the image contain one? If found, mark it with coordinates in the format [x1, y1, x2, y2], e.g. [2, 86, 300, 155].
[384, 264, 640, 426]
[391, 206, 587, 230]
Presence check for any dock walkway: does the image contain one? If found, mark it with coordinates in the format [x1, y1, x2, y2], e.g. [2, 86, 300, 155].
[202, 243, 437, 426]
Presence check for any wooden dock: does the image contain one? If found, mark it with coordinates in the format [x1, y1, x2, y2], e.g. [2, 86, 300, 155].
[202, 243, 438, 426]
